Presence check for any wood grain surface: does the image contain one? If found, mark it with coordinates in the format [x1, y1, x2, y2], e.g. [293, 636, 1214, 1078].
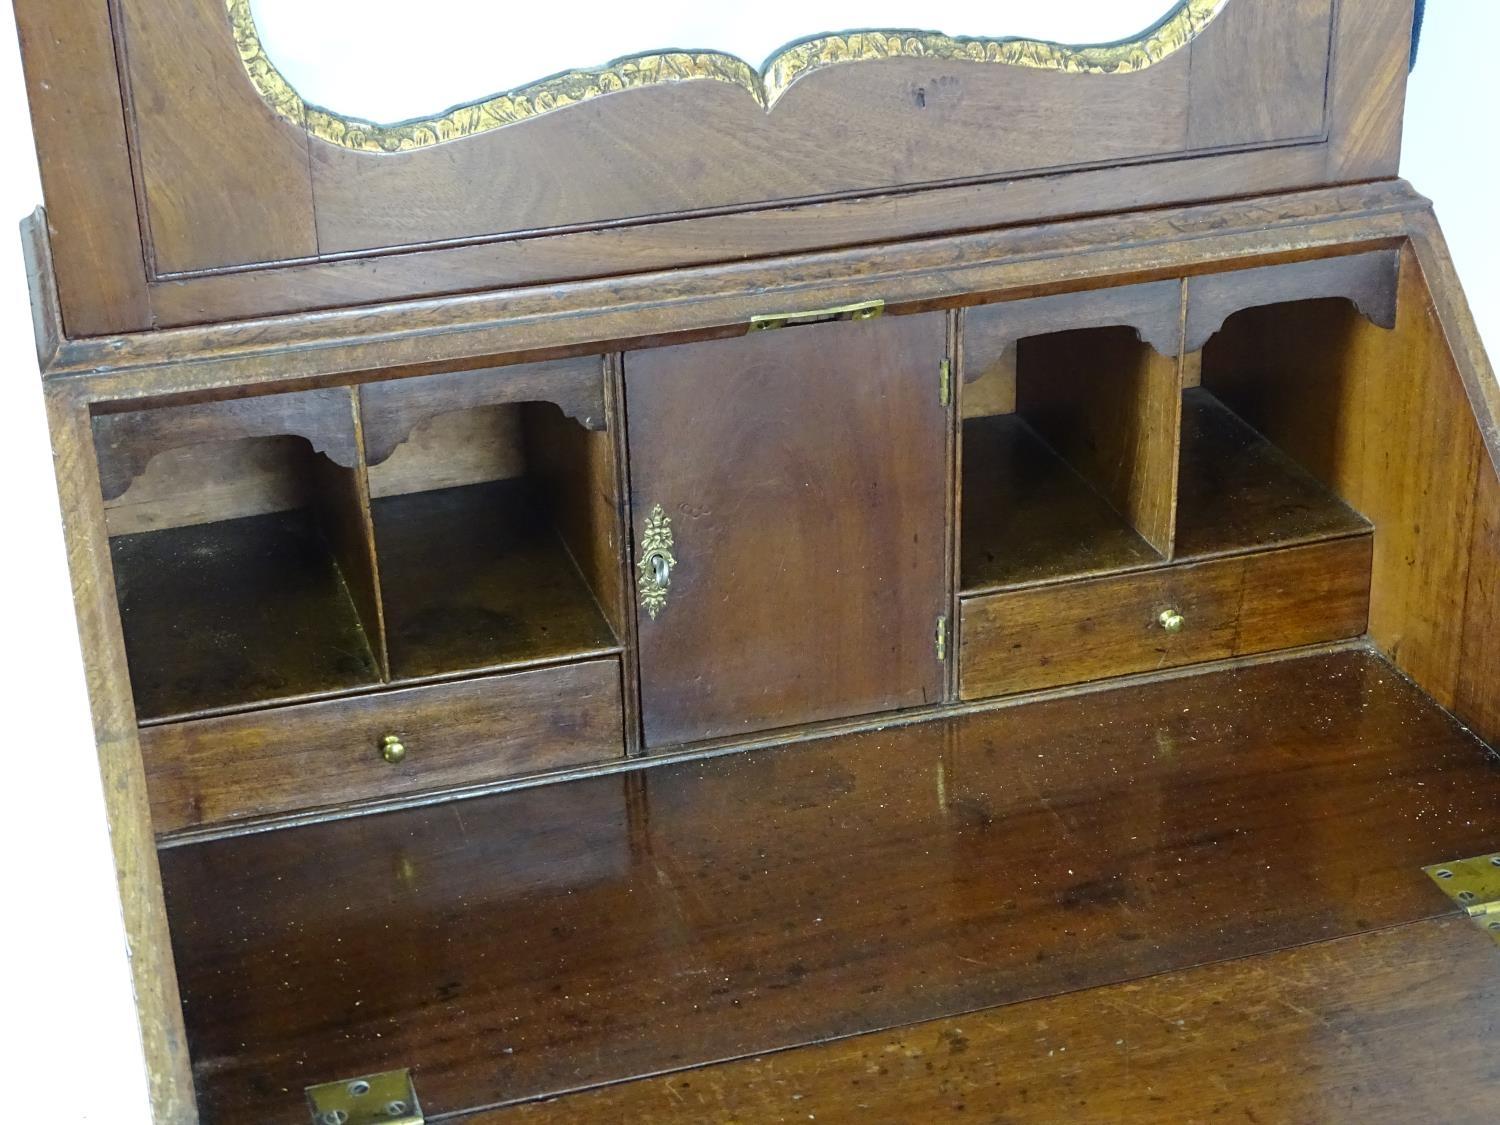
[489, 916, 1500, 1124]
[626, 313, 950, 746]
[959, 535, 1371, 699]
[160, 648, 1500, 1123]
[142, 657, 623, 833]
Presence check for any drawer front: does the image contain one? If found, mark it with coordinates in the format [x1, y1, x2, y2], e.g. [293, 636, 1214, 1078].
[960, 536, 1372, 700]
[142, 658, 623, 832]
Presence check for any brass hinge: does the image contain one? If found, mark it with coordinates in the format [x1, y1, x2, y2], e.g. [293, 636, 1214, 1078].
[939, 358, 952, 407]
[307, 1070, 423, 1125]
[748, 298, 884, 331]
[936, 616, 948, 662]
[1424, 853, 1500, 944]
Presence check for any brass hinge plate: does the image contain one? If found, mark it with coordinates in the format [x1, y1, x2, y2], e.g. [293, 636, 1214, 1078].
[939, 358, 952, 407]
[1424, 852, 1500, 944]
[936, 616, 948, 662]
[307, 1070, 423, 1125]
[749, 299, 884, 331]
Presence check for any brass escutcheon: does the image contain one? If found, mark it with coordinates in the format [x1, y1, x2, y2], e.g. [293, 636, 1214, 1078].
[637, 505, 676, 620]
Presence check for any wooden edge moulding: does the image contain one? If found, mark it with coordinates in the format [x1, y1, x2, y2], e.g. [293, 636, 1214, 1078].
[13, 0, 1500, 1122]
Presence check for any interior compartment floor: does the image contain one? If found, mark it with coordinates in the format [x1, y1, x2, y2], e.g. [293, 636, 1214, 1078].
[159, 647, 1500, 1122]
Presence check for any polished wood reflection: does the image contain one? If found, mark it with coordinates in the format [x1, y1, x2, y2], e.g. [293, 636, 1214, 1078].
[493, 917, 1500, 1124]
[160, 649, 1500, 1121]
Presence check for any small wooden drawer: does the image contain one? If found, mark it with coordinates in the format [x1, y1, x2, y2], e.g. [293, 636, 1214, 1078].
[141, 658, 623, 833]
[959, 536, 1372, 700]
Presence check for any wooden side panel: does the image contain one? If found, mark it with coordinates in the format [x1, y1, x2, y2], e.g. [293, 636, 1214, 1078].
[1458, 461, 1500, 745]
[625, 314, 949, 746]
[960, 334, 1017, 419]
[959, 536, 1371, 699]
[118, 0, 317, 274]
[44, 388, 198, 1122]
[364, 407, 527, 500]
[1325, 0, 1412, 181]
[1410, 215, 1500, 749]
[1199, 247, 1484, 710]
[13, 0, 151, 336]
[1187, 0, 1334, 148]
[102, 436, 315, 534]
[142, 657, 624, 833]
[525, 402, 627, 640]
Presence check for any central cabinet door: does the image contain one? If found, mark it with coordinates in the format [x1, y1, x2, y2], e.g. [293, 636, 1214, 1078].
[626, 312, 950, 747]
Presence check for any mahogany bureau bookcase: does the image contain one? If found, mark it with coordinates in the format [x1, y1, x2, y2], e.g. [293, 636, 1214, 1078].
[14, 0, 1500, 1121]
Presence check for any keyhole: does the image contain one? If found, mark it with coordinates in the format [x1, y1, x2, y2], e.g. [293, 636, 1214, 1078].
[650, 553, 672, 586]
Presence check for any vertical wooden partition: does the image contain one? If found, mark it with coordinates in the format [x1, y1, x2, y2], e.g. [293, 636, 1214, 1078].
[1014, 328, 1181, 557]
[1191, 245, 1500, 745]
[93, 387, 389, 721]
[957, 281, 1185, 597]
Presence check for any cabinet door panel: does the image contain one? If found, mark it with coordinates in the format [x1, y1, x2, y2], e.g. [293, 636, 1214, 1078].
[626, 314, 949, 747]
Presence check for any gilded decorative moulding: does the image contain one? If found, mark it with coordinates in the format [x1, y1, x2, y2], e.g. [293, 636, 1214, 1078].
[227, 0, 1230, 153]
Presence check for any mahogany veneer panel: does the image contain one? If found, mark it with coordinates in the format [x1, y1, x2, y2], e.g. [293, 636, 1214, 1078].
[309, 49, 1200, 257]
[112, 510, 381, 721]
[12, 1, 151, 336]
[104, 0, 1344, 280]
[372, 479, 619, 681]
[142, 658, 623, 834]
[626, 314, 948, 747]
[160, 649, 1500, 1123]
[1186, 0, 1335, 150]
[118, 0, 317, 274]
[1175, 388, 1371, 559]
[959, 536, 1371, 699]
[493, 917, 1500, 1124]
[961, 414, 1162, 592]
[14, 2, 1411, 335]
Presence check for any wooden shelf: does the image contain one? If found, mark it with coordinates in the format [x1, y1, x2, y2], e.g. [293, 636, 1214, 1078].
[1176, 388, 1370, 559]
[961, 414, 1163, 592]
[112, 511, 381, 722]
[159, 647, 1500, 1123]
[373, 478, 619, 682]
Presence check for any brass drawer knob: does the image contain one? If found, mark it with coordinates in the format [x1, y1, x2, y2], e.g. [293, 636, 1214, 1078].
[1159, 609, 1186, 634]
[380, 734, 408, 764]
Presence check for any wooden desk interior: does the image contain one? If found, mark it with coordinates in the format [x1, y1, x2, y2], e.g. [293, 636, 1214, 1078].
[13, 1, 1499, 1120]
